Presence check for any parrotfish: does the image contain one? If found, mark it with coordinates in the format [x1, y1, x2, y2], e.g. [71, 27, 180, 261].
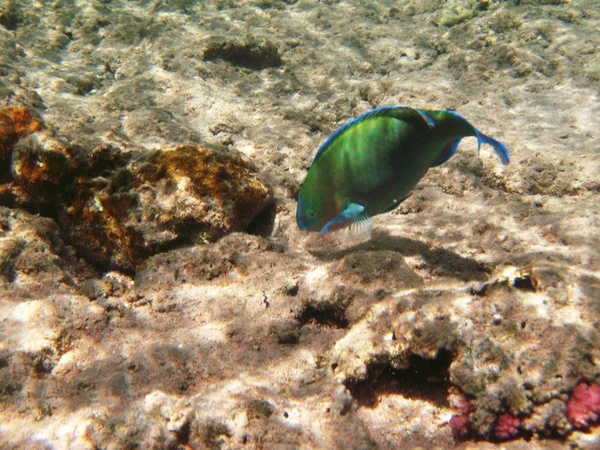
[296, 106, 509, 235]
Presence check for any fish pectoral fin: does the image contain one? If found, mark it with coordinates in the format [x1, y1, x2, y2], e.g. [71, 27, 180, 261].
[320, 203, 369, 234]
[348, 212, 372, 239]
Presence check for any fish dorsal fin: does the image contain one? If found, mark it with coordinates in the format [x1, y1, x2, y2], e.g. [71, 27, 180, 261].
[310, 106, 435, 167]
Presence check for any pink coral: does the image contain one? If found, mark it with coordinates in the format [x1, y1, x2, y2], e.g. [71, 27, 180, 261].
[448, 388, 472, 439]
[567, 381, 600, 428]
[450, 414, 471, 439]
[494, 413, 520, 440]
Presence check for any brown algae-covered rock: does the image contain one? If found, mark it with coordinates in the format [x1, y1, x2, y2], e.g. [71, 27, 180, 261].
[61, 145, 272, 271]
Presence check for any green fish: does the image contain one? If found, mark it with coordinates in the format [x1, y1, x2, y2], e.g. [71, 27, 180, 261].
[296, 106, 509, 234]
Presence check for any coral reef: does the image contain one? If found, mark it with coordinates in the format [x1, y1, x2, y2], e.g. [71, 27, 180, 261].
[0, 0, 599, 448]
[7, 138, 272, 271]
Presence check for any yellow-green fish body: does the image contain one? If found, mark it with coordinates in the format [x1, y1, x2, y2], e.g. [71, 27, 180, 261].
[296, 106, 509, 234]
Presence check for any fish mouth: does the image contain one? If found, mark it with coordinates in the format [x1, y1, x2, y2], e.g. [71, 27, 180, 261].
[296, 208, 307, 230]
[296, 214, 322, 232]
[296, 199, 316, 231]
[297, 217, 316, 232]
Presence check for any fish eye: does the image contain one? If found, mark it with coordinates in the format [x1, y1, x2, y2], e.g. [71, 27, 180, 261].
[307, 211, 317, 219]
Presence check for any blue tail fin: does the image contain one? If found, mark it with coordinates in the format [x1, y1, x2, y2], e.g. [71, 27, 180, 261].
[475, 131, 510, 165]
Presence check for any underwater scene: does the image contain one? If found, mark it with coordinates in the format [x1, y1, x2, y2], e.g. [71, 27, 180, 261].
[0, 0, 599, 448]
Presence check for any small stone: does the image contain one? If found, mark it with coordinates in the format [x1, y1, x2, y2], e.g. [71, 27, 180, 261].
[0, 107, 45, 170]
[432, 7, 474, 28]
[11, 131, 75, 203]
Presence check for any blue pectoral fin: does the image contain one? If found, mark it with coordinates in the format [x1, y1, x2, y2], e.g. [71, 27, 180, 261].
[320, 203, 369, 234]
[475, 131, 510, 165]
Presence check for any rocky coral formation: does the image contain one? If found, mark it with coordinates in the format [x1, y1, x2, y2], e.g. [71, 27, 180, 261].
[331, 266, 600, 441]
[6, 130, 272, 271]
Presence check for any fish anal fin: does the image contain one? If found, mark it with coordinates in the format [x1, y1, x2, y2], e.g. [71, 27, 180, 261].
[383, 194, 411, 213]
[432, 138, 462, 167]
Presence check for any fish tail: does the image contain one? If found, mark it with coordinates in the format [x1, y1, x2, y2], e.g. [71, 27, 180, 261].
[476, 131, 510, 165]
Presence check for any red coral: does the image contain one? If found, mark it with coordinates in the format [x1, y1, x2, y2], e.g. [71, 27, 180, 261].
[450, 413, 471, 439]
[567, 381, 600, 428]
[494, 413, 520, 440]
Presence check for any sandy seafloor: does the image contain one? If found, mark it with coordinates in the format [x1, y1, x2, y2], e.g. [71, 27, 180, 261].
[1, 0, 600, 449]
